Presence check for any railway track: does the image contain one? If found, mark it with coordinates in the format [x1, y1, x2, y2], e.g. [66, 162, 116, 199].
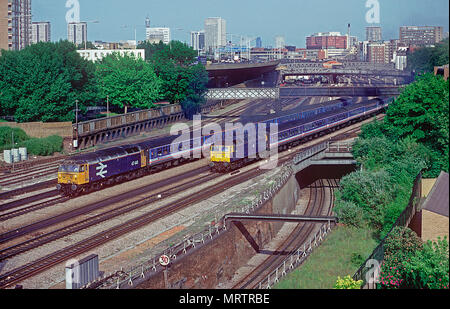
[0, 195, 69, 222]
[0, 112, 378, 289]
[0, 159, 285, 289]
[232, 178, 338, 289]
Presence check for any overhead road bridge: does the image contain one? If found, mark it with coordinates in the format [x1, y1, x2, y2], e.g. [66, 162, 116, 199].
[205, 60, 281, 88]
[205, 86, 402, 100]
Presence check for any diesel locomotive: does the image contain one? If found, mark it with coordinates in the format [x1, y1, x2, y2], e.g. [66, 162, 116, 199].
[209, 98, 391, 173]
[57, 98, 362, 196]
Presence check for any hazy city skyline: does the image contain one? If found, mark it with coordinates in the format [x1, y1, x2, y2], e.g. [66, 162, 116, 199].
[33, 0, 449, 47]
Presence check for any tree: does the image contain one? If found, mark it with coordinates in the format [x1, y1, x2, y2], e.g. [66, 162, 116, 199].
[384, 73, 449, 176]
[139, 40, 208, 114]
[408, 39, 449, 73]
[0, 40, 98, 122]
[95, 53, 163, 113]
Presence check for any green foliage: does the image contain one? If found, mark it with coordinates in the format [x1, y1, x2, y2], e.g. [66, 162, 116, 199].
[95, 53, 162, 112]
[22, 135, 63, 156]
[334, 200, 365, 228]
[0, 127, 29, 148]
[139, 41, 208, 115]
[77, 41, 97, 50]
[350, 253, 365, 267]
[336, 129, 426, 237]
[408, 39, 449, 73]
[379, 228, 449, 289]
[384, 73, 449, 177]
[334, 275, 363, 289]
[334, 169, 397, 231]
[384, 227, 423, 260]
[0, 41, 99, 123]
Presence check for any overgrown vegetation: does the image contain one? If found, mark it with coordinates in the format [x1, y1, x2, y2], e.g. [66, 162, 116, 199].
[379, 227, 449, 289]
[330, 73, 449, 289]
[334, 73, 449, 239]
[0, 127, 63, 156]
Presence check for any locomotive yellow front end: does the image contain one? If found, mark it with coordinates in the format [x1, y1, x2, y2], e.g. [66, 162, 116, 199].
[57, 163, 89, 195]
[209, 145, 233, 172]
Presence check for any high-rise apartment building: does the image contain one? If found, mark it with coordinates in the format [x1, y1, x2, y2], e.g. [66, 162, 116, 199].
[399, 26, 444, 46]
[68, 22, 87, 46]
[146, 27, 170, 44]
[0, 0, 32, 51]
[190, 30, 205, 51]
[367, 42, 386, 64]
[32, 21, 51, 44]
[204, 17, 226, 53]
[0, 0, 7, 50]
[366, 26, 382, 42]
[275, 36, 285, 49]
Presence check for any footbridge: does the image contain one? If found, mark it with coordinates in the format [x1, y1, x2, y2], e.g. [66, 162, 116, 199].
[206, 86, 402, 100]
[279, 61, 413, 80]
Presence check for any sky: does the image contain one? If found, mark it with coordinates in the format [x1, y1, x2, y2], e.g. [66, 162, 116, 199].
[33, 0, 449, 48]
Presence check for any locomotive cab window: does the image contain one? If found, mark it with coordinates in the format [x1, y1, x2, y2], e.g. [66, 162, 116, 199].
[58, 165, 80, 173]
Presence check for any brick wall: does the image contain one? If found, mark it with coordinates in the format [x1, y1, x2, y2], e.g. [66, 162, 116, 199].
[0, 122, 73, 138]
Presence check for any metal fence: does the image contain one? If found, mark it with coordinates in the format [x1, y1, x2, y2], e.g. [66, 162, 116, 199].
[256, 221, 335, 289]
[91, 165, 294, 289]
[352, 173, 423, 289]
[89, 141, 352, 289]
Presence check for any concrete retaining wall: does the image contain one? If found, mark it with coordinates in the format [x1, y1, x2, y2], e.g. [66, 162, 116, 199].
[134, 175, 300, 289]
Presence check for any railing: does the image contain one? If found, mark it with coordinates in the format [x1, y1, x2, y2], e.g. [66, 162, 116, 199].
[327, 141, 353, 153]
[256, 221, 335, 289]
[88, 141, 354, 289]
[352, 173, 423, 289]
[89, 165, 294, 289]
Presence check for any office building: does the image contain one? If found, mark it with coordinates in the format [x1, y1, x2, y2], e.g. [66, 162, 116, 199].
[204, 17, 226, 53]
[190, 30, 205, 51]
[306, 32, 348, 50]
[255, 37, 262, 48]
[146, 27, 170, 44]
[399, 26, 444, 46]
[0, 0, 32, 51]
[366, 26, 382, 42]
[32, 21, 51, 43]
[68, 22, 87, 46]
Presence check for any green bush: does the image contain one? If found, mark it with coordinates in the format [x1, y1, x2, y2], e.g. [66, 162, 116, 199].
[22, 135, 63, 156]
[334, 275, 363, 289]
[334, 200, 365, 228]
[379, 228, 449, 289]
[0, 127, 29, 148]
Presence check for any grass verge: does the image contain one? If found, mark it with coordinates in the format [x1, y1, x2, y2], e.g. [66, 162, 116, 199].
[273, 225, 377, 289]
